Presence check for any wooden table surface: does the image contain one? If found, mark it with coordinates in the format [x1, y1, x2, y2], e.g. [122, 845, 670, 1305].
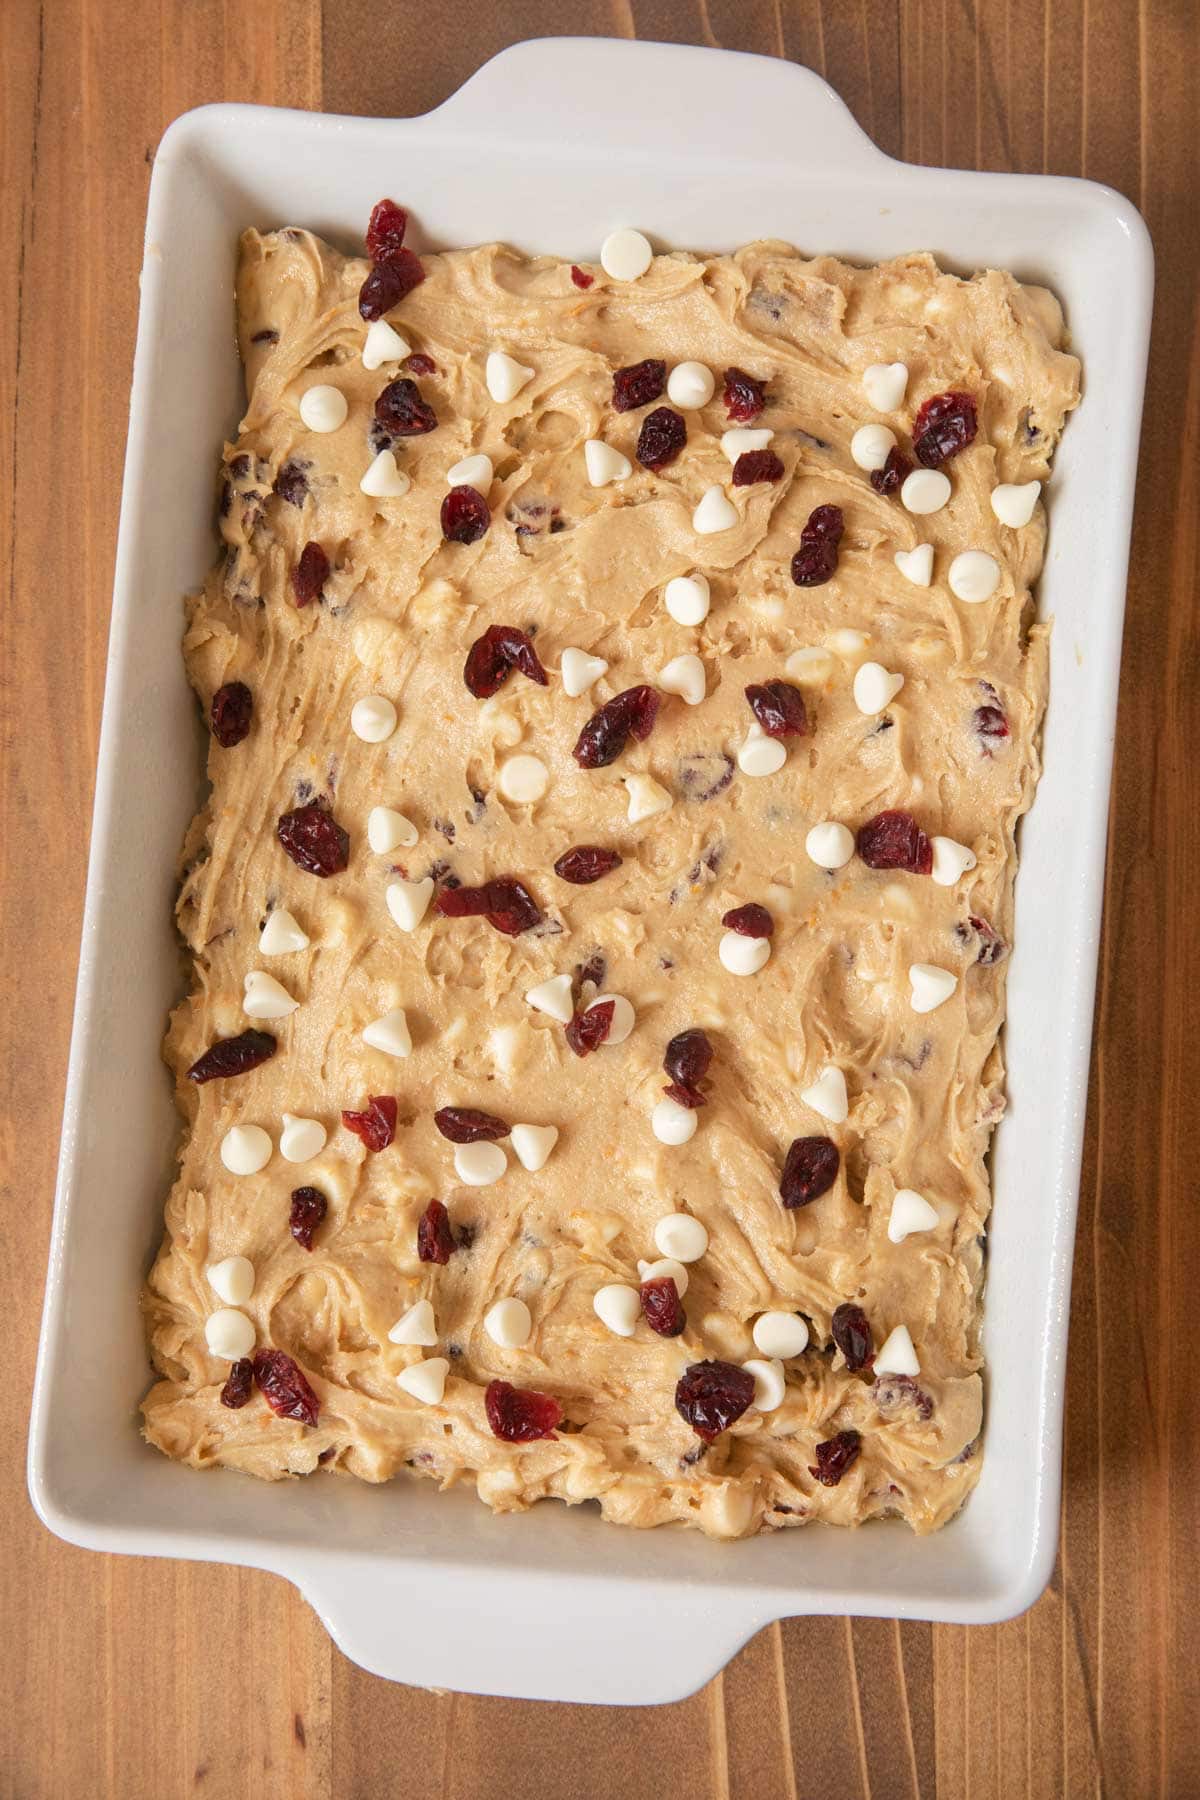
[4, 2, 1197, 1794]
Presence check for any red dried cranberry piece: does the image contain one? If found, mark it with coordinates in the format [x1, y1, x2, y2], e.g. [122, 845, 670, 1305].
[210, 681, 253, 747]
[641, 1276, 686, 1337]
[187, 1029, 277, 1084]
[570, 264, 594, 289]
[873, 1373, 934, 1420]
[831, 1303, 873, 1371]
[417, 1198, 455, 1264]
[289, 1186, 327, 1252]
[485, 1379, 562, 1442]
[277, 800, 349, 877]
[292, 540, 330, 607]
[252, 1349, 320, 1427]
[912, 391, 977, 468]
[612, 358, 666, 412]
[434, 1106, 508, 1143]
[662, 1027, 713, 1107]
[573, 685, 661, 768]
[564, 999, 615, 1058]
[870, 447, 912, 495]
[441, 485, 491, 544]
[973, 703, 1010, 747]
[374, 376, 437, 437]
[780, 1136, 840, 1208]
[365, 197, 408, 261]
[809, 1428, 862, 1487]
[358, 248, 425, 321]
[554, 845, 623, 884]
[404, 351, 436, 376]
[462, 624, 548, 699]
[790, 504, 845, 587]
[732, 449, 785, 486]
[723, 367, 767, 422]
[674, 1359, 756, 1441]
[722, 902, 774, 939]
[220, 1358, 255, 1409]
[636, 406, 687, 471]
[856, 810, 933, 875]
[435, 878, 543, 937]
[744, 679, 808, 739]
[341, 1094, 397, 1151]
[969, 915, 1009, 965]
[273, 459, 309, 506]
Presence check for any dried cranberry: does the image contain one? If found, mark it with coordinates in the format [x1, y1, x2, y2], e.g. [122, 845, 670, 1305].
[252, 1349, 320, 1427]
[564, 999, 615, 1058]
[809, 1428, 862, 1487]
[780, 1136, 840, 1208]
[220, 1359, 254, 1409]
[434, 1106, 508, 1143]
[341, 1094, 397, 1151]
[292, 540, 330, 607]
[210, 680, 252, 747]
[485, 1379, 562, 1442]
[723, 367, 767, 422]
[404, 351, 436, 376]
[641, 1276, 686, 1337]
[856, 810, 933, 875]
[417, 1198, 455, 1264]
[870, 447, 912, 495]
[554, 846, 622, 884]
[365, 197, 408, 261]
[744, 679, 808, 739]
[612, 358, 666, 412]
[732, 449, 784, 485]
[636, 406, 687, 471]
[187, 1029, 277, 1084]
[674, 1359, 756, 1441]
[973, 703, 1010, 747]
[441, 485, 491, 544]
[573, 685, 661, 768]
[912, 391, 977, 468]
[570, 264, 594, 289]
[358, 249, 425, 321]
[374, 377, 437, 437]
[872, 1373, 934, 1420]
[289, 1186, 327, 1252]
[435, 878, 543, 937]
[722, 902, 774, 938]
[790, 504, 844, 587]
[277, 800, 349, 877]
[663, 1027, 713, 1107]
[969, 915, 1009, 965]
[273, 458, 309, 506]
[831, 1303, 873, 1371]
[251, 328, 279, 345]
[462, 624, 548, 698]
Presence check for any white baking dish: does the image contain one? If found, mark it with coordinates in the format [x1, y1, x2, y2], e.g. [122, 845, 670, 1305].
[28, 37, 1152, 1705]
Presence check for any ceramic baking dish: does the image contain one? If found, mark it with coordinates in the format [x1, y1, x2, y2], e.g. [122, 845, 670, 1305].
[28, 37, 1152, 1705]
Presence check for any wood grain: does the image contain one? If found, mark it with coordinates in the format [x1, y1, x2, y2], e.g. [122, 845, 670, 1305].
[2, 1, 1196, 1794]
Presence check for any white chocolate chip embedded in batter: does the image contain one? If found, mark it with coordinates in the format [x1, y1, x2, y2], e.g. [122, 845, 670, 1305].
[367, 806, 418, 854]
[485, 351, 534, 403]
[350, 695, 397, 743]
[454, 1141, 507, 1187]
[805, 821, 855, 870]
[259, 908, 309, 956]
[908, 963, 958, 1013]
[874, 1323, 920, 1376]
[862, 361, 908, 411]
[360, 449, 411, 498]
[786, 646, 836, 684]
[888, 1188, 940, 1244]
[991, 480, 1041, 527]
[524, 973, 574, 1024]
[361, 319, 410, 370]
[386, 877, 434, 933]
[205, 1308, 256, 1360]
[894, 543, 934, 587]
[560, 647, 609, 696]
[664, 572, 710, 625]
[279, 1114, 327, 1164]
[651, 1098, 697, 1145]
[658, 654, 706, 707]
[654, 1213, 708, 1262]
[719, 930, 771, 976]
[484, 1297, 533, 1348]
[901, 468, 951, 515]
[721, 427, 774, 463]
[298, 383, 347, 433]
[243, 970, 299, 1020]
[447, 453, 494, 490]
[219, 1124, 272, 1176]
[743, 1357, 786, 1413]
[752, 1311, 809, 1359]
[600, 227, 653, 281]
[850, 423, 896, 471]
[396, 1357, 449, 1404]
[207, 1256, 255, 1306]
[800, 1064, 848, 1125]
[389, 1299, 437, 1346]
[362, 1007, 412, 1058]
[853, 661, 904, 716]
[692, 486, 738, 535]
[510, 1123, 559, 1171]
[593, 1283, 641, 1337]
[590, 993, 635, 1044]
[637, 1257, 689, 1296]
[584, 439, 632, 487]
[737, 723, 786, 777]
[930, 836, 978, 887]
[665, 360, 714, 410]
[948, 550, 1001, 603]
[498, 754, 549, 805]
[624, 772, 673, 823]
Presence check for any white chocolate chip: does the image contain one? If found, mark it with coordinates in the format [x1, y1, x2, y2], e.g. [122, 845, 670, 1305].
[454, 1141, 507, 1187]
[600, 228, 653, 281]
[692, 485, 738, 534]
[242, 970, 299, 1020]
[651, 1097, 698, 1145]
[805, 821, 855, 870]
[219, 1124, 272, 1176]
[590, 993, 635, 1044]
[362, 1006, 412, 1058]
[386, 877, 434, 933]
[785, 646, 836, 684]
[664, 572, 710, 625]
[388, 1299, 437, 1346]
[930, 836, 977, 887]
[719, 930, 771, 976]
[485, 351, 534, 403]
[862, 362, 908, 411]
[259, 908, 309, 955]
[658, 654, 706, 706]
[874, 1323, 920, 1376]
[510, 1123, 559, 1171]
[737, 723, 786, 777]
[362, 319, 410, 370]
[991, 480, 1041, 528]
[560, 647, 609, 696]
[752, 1311, 809, 1359]
[524, 973, 574, 1024]
[888, 1188, 940, 1244]
[350, 695, 397, 743]
[396, 1356, 449, 1404]
[484, 1296, 532, 1348]
[207, 1256, 255, 1306]
[948, 550, 1001, 603]
[447, 452, 494, 490]
[743, 1357, 786, 1413]
[498, 753, 549, 804]
[584, 439, 632, 487]
[901, 468, 951, 515]
[654, 1212, 708, 1262]
[624, 772, 673, 823]
[828, 628, 871, 659]
[637, 1257, 689, 1296]
[593, 1283, 641, 1337]
[667, 361, 715, 409]
[853, 661, 905, 716]
[367, 805, 418, 854]
[800, 1064, 848, 1125]
[299, 383, 348, 433]
[893, 543, 934, 587]
[279, 1113, 327, 1164]
[204, 1308, 256, 1360]
[850, 423, 896, 471]
[721, 427, 774, 463]
[908, 962, 958, 1013]
[359, 449, 410, 498]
